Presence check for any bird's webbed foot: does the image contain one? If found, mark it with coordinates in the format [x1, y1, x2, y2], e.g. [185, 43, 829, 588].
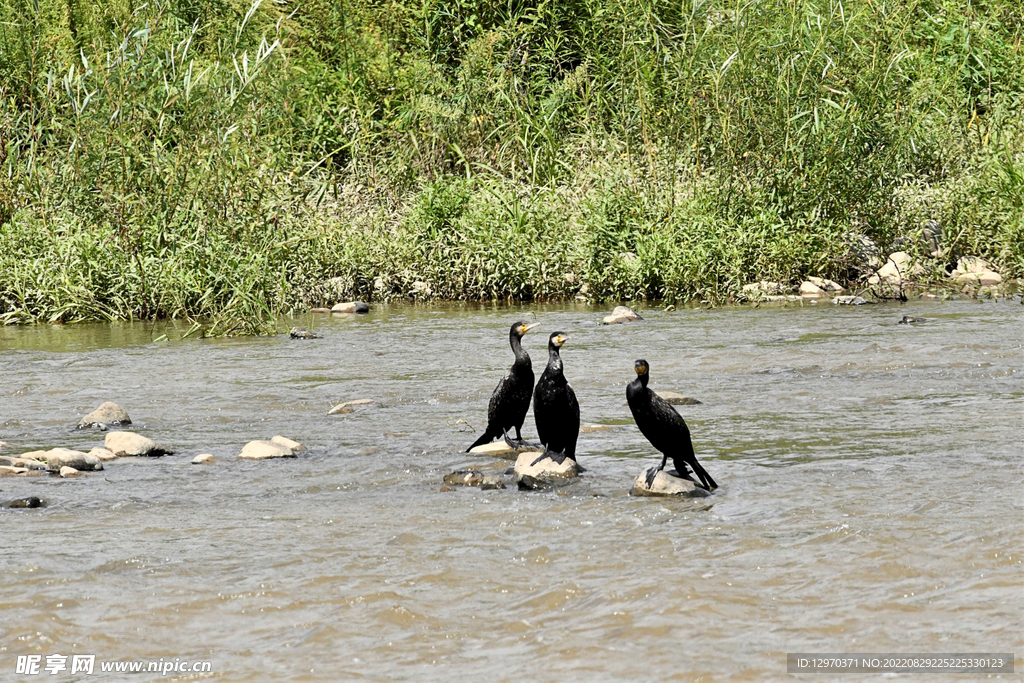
[644, 465, 664, 488]
[503, 432, 541, 451]
[530, 449, 569, 467]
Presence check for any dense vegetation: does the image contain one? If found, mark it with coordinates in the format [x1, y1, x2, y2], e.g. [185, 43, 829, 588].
[1, 0, 1021, 332]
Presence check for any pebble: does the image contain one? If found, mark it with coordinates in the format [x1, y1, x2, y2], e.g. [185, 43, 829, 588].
[328, 399, 374, 415]
[631, 468, 712, 498]
[77, 401, 131, 429]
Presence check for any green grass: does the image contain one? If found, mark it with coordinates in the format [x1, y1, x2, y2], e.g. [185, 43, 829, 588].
[1, 0, 1022, 332]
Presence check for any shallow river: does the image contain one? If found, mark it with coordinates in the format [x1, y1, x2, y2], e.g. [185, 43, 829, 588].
[1, 299, 1022, 681]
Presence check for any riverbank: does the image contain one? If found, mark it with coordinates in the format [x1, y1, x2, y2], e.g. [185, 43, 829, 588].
[1, 1, 1022, 333]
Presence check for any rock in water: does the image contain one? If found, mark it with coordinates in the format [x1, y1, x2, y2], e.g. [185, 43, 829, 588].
[0, 456, 47, 470]
[77, 401, 131, 429]
[514, 451, 580, 489]
[631, 468, 712, 498]
[603, 305, 642, 324]
[238, 440, 296, 460]
[832, 295, 873, 306]
[443, 469, 507, 489]
[328, 399, 374, 415]
[192, 453, 215, 465]
[270, 435, 306, 452]
[59, 466, 82, 478]
[289, 327, 321, 339]
[44, 448, 104, 472]
[332, 301, 370, 314]
[105, 432, 173, 457]
[655, 391, 702, 406]
[87, 447, 118, 461]
[3, 496, 47, 509]
[467, 440, 527, 460]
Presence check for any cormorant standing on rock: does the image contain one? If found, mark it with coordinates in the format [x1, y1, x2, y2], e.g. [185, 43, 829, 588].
[627, 359, 717, 491]
[467, 321, 540, 451]
[532, 331, 580, 465]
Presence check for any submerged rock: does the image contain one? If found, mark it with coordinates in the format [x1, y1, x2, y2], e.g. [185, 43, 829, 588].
[332, 301, 370, 314]
[328, 398, 374, 415]
[655, 391, 702, 406]
[105, 432, 173, 457]
[514, 451, 580, 489]
[192, 453, 215, 465]
[899, 315, 925, 325]
[631, 468, 712, 498]
[289, 327, 321, 339]
[3, 496, 47, 509]
[45, 448, 104, 472]
[832, 295, 873, 306]
[77, 401, 131, 429]
[442, 469, 506, 489]
[238, 440, 296, 460]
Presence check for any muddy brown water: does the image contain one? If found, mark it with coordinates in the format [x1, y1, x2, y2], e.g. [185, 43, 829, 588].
[1, 300, 1022, 681]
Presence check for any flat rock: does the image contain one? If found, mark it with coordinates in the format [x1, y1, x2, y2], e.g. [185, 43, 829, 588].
[59, 466, 82, 478]
[957, 270, 1002, 286]
[310, 307, 332, 313]
[631, 468, 712, 498]
[580, 424, 615, 433]
[191, 453, 215, 464]
[656, 391, 702, 406]
[514, 451, 580, 489]
[0, 456, 47, 470]
[45, 448, 104, 472]
[328, 398, 374, 415]
[271, 435, 306, 452]
[2, 496, 47, 509]
[87, 447, 118, 461]
[77, 401, 131, 429]
[832, 295, 872, 306]
[332, 301, 370, 314]
[239, 440, 296, 460]
[105, 432, 173, 457]
[0, 465, 33, 476]
[443, 469, 506, 489]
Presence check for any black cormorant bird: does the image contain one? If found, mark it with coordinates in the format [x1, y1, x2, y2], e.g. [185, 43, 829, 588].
[627, 359, 717, 491]
[467, 321, 540, 451]
[532, 331, 580, 464]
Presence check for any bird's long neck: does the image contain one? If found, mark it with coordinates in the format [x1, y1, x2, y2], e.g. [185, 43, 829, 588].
[638, 371, 649, 389]
[546, 345, 563, 375]
[510, 333, 530, 365]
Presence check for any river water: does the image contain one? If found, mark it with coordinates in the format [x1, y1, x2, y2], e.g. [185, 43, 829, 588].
[1, 299, 1022, 681]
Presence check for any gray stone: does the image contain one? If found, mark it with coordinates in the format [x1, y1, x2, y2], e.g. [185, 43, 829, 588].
[105, 432, 173, 457]
[45, 448, 104, 472]
[611, 305, 642, 320]
[332, 301, 370, 314]
[191, 453, 215, 465]
[77, 401, 131, 429]
[514, 451, 580, 489]
[2, 496, 47, 508]
[631, 468, 712, 498]
[328, 399, 374, 415]
[832, 295, 873, 306]
[271, 436, 305, 452]
[655, 391, 702, 406]
[238, 440, 296, 460]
